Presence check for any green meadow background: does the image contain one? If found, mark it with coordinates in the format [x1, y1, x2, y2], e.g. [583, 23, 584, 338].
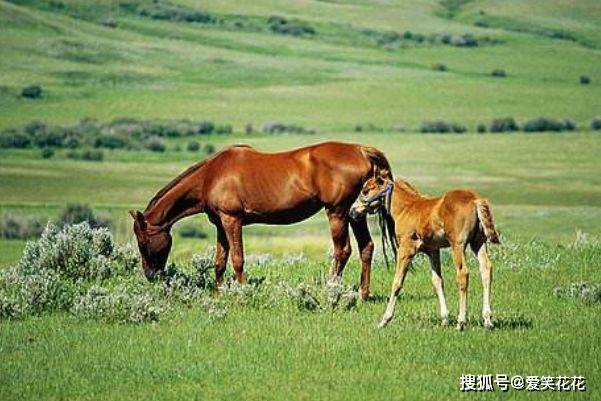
[0, 1, 600, 400]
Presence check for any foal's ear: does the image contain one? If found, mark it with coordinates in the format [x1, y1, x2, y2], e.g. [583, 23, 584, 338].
[379, 168, 392, 180]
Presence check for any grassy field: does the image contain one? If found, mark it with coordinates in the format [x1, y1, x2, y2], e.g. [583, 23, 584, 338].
[1, 0, 601, 400]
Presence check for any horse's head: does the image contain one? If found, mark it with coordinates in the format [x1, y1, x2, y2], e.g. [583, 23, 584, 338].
[350, 169, 393, 220]
[129, 210, 172, 279]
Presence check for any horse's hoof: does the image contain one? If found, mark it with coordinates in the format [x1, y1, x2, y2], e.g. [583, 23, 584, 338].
[483, 319, 494, 329]
[441, 317, 449, 327]
[456, 322, 466, 331]
[377, 320, 388, 329]
[359, 291, 370, 301]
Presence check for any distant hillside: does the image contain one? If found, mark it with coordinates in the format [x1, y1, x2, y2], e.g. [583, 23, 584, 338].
[0, 0, 599, 131]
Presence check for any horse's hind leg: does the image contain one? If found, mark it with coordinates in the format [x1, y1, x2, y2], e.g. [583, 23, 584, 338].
[326, 210, 352, 278]
[428, 250, 449, 326]
[214, 221, 230, 290]
[220, 214, 246, 285]
[350, 216, 374, 300]
[471, 235, 493, 328]
[451, 243, 469, 331]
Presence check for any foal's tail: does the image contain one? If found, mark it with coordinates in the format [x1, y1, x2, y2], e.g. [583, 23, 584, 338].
[360, 146, 392, 177]
[475, 199, 500, 244]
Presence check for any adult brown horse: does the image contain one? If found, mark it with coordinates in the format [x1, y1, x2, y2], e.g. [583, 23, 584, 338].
[130, 141, 391, 299]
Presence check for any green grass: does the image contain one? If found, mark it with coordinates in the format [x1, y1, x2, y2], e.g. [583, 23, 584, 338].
[1, 0, 601, 399]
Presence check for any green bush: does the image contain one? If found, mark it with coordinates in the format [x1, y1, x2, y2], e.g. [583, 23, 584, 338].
[187, 140, 200, 152]
[177, 223, 208, 238]
[590, 117, 601, 130]
[21, 85, 42, 99]
[490, 117, 519, 133]
[0, 214, 45, 239]
[136, 1, 214, 24]
[41, 147, 55, 159]
[477, 123, 487, 133]
[580, 75, 591, 85]
[522, 117, 576, 132]
[420, 120, 466, 133]
[491, 69, 507, 77]
[0, 130, 31, 148]
[432, 63, 447, 72]
[145, 138, 166, 152]
[268, 16, 315, 36]
[58, 203, 111, 229]
[204, 143, 216, 154]
[82, 149, 104, 161]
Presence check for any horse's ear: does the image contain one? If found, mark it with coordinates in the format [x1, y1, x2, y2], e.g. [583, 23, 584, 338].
[372, 165, 378, 178]
[130, 210, 147, 229]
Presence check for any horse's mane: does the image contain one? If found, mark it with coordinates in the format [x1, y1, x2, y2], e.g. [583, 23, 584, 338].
[394, 178, 421, 196]
[144, 159, 208, 213]
[144, 145, 252, 213]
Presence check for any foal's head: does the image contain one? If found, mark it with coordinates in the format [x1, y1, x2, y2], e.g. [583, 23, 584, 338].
[350, 169, 393, 219]
[130, 210, 172, 279]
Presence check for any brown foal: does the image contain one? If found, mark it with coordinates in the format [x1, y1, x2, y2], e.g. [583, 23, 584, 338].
[350, 170, 500, 329]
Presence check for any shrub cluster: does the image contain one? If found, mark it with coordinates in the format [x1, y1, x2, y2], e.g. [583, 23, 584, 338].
[553, 282, 601, 304]
[21, 85, 43, 99]
[0, 118, 223, 151]
[591, 117, 601, 130]
[262, 122, 314, 134]
[130, 1, 214, 23]
[0, 225, 362, 323]
[267, 16, 316, 36]
[420, 120, 466, 134]
[522, 117, 575, 132]
[176, 223, 208, 238]
[364, 29, 494, 49]
[66, 149, 104, 161]
[58, 203, 112, 229]
[0, 214, 45, 239]
[0, 204, 110, 240]
[489, 117, 520, 133]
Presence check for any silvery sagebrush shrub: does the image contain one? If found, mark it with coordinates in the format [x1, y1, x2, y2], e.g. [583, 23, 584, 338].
[553, 282, 601, 305]
[201, 297, 227, 321]
[325, 277, 359, 311]
[72, 284, 165, 323]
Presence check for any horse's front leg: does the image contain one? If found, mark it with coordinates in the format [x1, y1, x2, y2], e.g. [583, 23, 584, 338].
[350, 216, 374, 300]
[220, 213, 246, 284]
[379, 235, 418, 328]
[326, 210, 352, 278]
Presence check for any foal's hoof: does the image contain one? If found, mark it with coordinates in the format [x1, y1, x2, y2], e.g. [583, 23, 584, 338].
[483, 319, 494, 330]
[456, 322, 466, 331]
[359, 290, 370, 301]
[378, 320, 388, 329]
[441, 317, 450, 327]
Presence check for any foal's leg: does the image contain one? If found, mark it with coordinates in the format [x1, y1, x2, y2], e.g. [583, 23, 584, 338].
[379, 238, 417, 328]
[350, 216, 374, 300]
[220, 214, 246, 284]
[214, 221, 230, 290]
[451, 243, 469, 330]
[471, 236, 493, 328]
[326, 210, 352, 278]
[428, 250, 449, 326]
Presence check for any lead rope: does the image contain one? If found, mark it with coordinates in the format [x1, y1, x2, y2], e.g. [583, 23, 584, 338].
[378, 183, 396, 269]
